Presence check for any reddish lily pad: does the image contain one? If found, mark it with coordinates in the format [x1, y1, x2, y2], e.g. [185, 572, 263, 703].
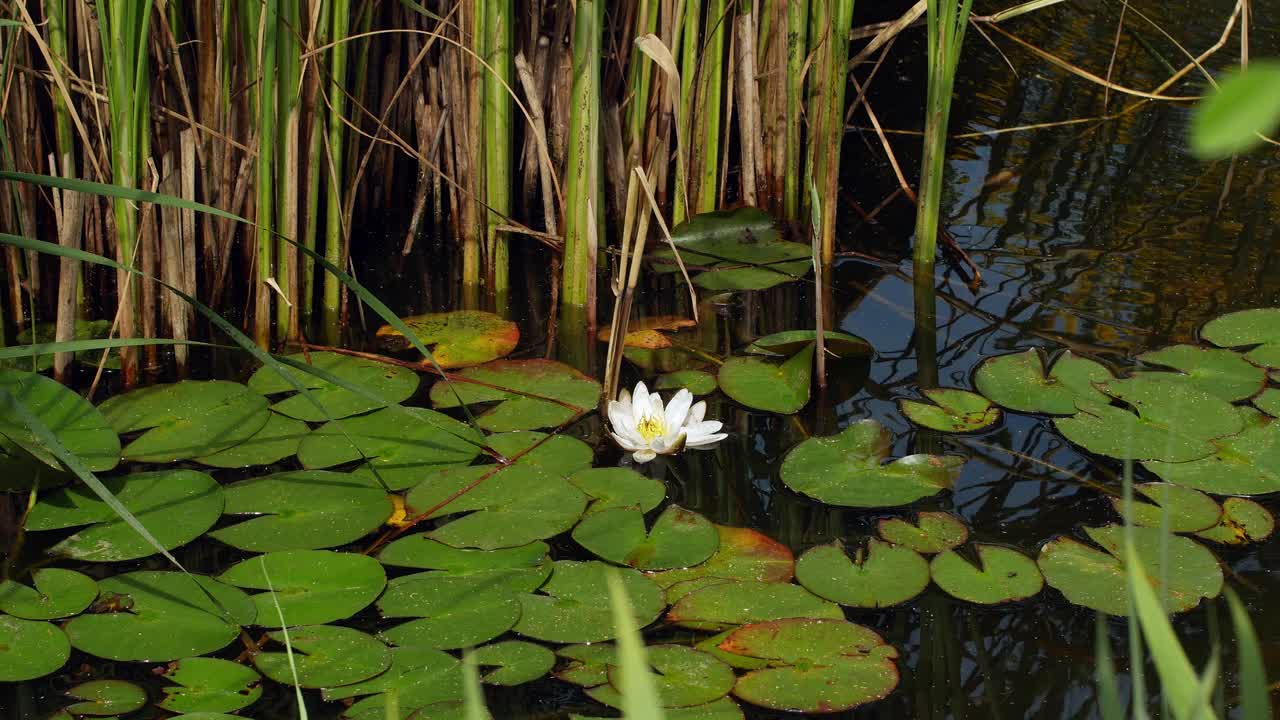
[597, 316, 698, 349]
[429, 359, 600, 431]
[876, 512, 968, 554]
[650, 525, 794, 603]
[1194, 497, 1275, 545]
[376, 310, 519, 368]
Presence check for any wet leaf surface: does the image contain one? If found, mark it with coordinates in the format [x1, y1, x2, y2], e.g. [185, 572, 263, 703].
[588, 645, 735, 708]
[1137, 344, 1267, 401]
[195, 412, 309, 468]
[1194, 497, 1275, 545]
[1200, 307, 1280, 368]
[718, 343, 813, 414]
[666, 580, 843, 631]
[1110, 483, 1222, 533]
[876, 512, 969, 554]
[900, 388, 1001, 433]
[573, 505, 718, 570]
[63, 679, 147, 716]
[569, 467, 667, 514]
[219, 550, 386, 627]
[471, 640, 556, 686]
[158, 657, 262, 714]
[430, 359, 600, 431]
[1143, 407, 1280, 495]
[796, 540, 930, 608]
[0, 616, 70, 681]
[513, 561, 664, 643]
[974, 349, 1112, 415]
[210, 470, 393, 552]
[248, 351, 420, 420]
[656, 369, 718, 396]
[99, 380, 270, 462]
[929, 545, 1044, 604]
[375, 310, 519, 368]
[0, 568, 98, 620]
[0, 368, 120, 471]
[254, 625, 391, 688]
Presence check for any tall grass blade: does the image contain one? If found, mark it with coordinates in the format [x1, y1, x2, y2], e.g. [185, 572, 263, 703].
[0, 338, 221, 361]
[1095, 616, 1125, 720]
[462, 649, 488, 720]
[1224, 588, 1271, 720]
[260, 555, 309, 720]
[605, 567, 664, 719]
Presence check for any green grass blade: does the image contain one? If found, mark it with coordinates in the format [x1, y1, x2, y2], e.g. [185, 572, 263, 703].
[462, 649, 488, 720]
[261, 555, 309, 720]
[1095, 615, 1124, 720]
[1224, 588, 1271, 720]
[0, 338, 224, 361]
[605, 567, 664, 720]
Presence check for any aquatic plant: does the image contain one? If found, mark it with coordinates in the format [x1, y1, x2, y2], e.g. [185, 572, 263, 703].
[607, 381, 726, 463]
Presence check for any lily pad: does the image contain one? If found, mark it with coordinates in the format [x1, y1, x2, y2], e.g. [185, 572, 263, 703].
[322, 645, 461, 714]
[795, 540, 929, 608]
[1055, 375, 1243, 462]
[26, 469, 223, 562]
[4, 319, 116, 371]
[718, 618, 899, 713]
[378, 536, 550, 571]
[298, 406, 484, 490]
[695, 630, 771, 671]
[1255, 388, 1280, 417]
[159, 658, 262, 714]
[569, 467, 666, 514]
[98, 380, 270, 462]
[876, 512, 968, 554]
[65, 571, 255, 661]
[666, 580, 843, 631]
[656, 370, 718, 396]
[718, 343, 814, 414]
[0, 568, 98, 620]
[406, 464, 588, 549]
[1201, 308, 1280, 367]
[1137, 344, 1266, 401]
[485, 430, 594, 475]
[254, 625, 391, 688]
[974, 349, 1112, 415]
[555, 643, 615, 687]
[573, 505, 718, 570]
[63, 680, 147, 716]
[1143, 408, 1280, 494]
[1194, 497, 1275, 545]
[651, 525, 795, 601]
[513, 561, 664, 643]
[0, 369, 119, 471]
[375, 310, 519, 368]
[248, 351, 421, 421]
[471, 641, 556, 686]
[1037, 524, 1223, 615]
[430, 359, 600, 431]
[0, 616, 70, 681]
[195, 412, 310, 468]
[780, 419, 962, 507]
[652, 208, 811, 291]
[209, 470, 393, 552]
[900, 388, 1000, 433]
[597, 316, 699, 349]
[569, 699, 744, 720]
[588, 645, 735, 709]
[745, 330, 873, 359]
[1110, 483, 1221, 533]
[930, 545, 1043, 604]
[219, 550, 386, 627]
[377, 564, 549, 650]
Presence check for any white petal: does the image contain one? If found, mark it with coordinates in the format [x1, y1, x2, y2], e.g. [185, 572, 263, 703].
[684, 421, 725, 446]
[607, 400, 629, 433]
[632, 382, 652, 421]
[610, 431, 644, 452]
[687, 400, 707, 425]
[617, 389, 632, 411]
[633, 448, 658, 463]
[686, 432, 727, 448]
[665, 389, 693, 431]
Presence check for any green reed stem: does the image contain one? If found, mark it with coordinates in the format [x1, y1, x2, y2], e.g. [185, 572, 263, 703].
[783, 0, 809, 220]
[673, 0, 699, 225]
[249, 0, 279, 348]
[482, 0, 512, 314]
[301, 0, 328, 335]
[695, 0, 726, 212]
[276, 0, 301, 342]
[323, 0, 350, 342]
[561, 0, 602, 316]
[809, 0, 854, 268]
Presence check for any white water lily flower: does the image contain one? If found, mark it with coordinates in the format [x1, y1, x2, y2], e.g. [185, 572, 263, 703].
[608, 381, 727, 463]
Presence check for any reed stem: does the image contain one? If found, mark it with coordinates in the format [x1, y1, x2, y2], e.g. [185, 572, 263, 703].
[561, 0, 602, 319]
[323, 0, 350, 342]
[783, 0, 809, 220]
[483, 0, 513, 314]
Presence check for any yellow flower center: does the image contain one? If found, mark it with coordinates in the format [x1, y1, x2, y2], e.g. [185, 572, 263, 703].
[635, 415, 667, 442]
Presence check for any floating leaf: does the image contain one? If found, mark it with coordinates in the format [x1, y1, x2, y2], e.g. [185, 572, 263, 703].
[719, 618, 899, 713]
[695, 630, 770, 671]
[656, 370, 718, 396]
[378, 536, 550, 571]
[569, 467, 666, 514]
[795, 540, 929, 608]
[597, 316, 698, 349]
[4, 320, 116, 371]
[513, 561, 664, 643]
[1110, 483, 1221, 533]
[745, 330, 872, 359]
[0, 369, 119, 471]
[1037, 525, 1223, 615]
[66, 571, 255, 661]
[195, 412, 309, 468]
[209, 470, 393, 552]
[248, 351, 420, 421]
[1255, 388, 1280, 417]
[1200, 308, 1280, 368]
[651, 525, 795, 602]
[780, 419, 961, 507]
[0, 569, 98, 620]
[974, 349, 1111, 415]
[27, 469, 223, 562]
[254, 625, 390, 689]
[471, 641, 555, 686]
[876, 512, 968, 554]
[98, 380, 270, 462]
[1194, 497, 1275, 546]
[1055, 375, 1243, 462]
[485, 430, 594, 475]
[573, 505, 718, 570]
[555, 643, 615, 687]
[375, 310, 519, 368]
[900, 388, 1000, 433]
[219, 550, 386, 627]
[589, 645, 735, 709]
[569, 699, 744, 720]
[406, 464, 587, 549]
[667, 580, 842, 632]
[159, 658, 262, 714]
[1137, 344, 1266, 401]
[430, 359, 599, 431]
[930, 545, 1043, 604]
[718, 343, 814, 414]
[653, 208, 811, 291]
[1143, 407, 1280, 495]
[63, 680, 147, 716]
[322, 645, 461, 715]
[377, 564, 549, 650]
[0, 616, 69, 681]
[298, 406, 483, 490]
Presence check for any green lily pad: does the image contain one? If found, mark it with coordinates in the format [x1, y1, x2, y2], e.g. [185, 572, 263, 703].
[588, 645, 735, 708]
[555, 643, 615, 687]
[406, 463, 588, 549]
[744, 330, 873, 359]
[158, 658, 262, 714]
[209, 470, 393, 552]
[0, 616, 69, 681]
[569, 699, 744, 720]
[195, 412, 310, 468]
[64, 680, 147, 716]
[513, 561, 664, 643]
[27, 469, 223, 562]
[795, 539, 929, 608]
[471, 641, 555, 686]
[429, 359, 600, 431]
[695, 630, 771, 671]
[569, 467, 666, 514]
[378, 536, 550, 571]
[219, 550, 386, 627]
[666, 580, 843, 632]
[1143, 408, 1280, 494]
[322, 645, 461, 714]
[651, 525, 795, 601]
[298, 406, 484, 490]
[66, 571, 255, 661]
[98, 380, 271, 462]
[0, 568, 98, 620]
[0, 369, 119, 471]
[375, 310, 520, 368]
[876, 512, 968, 554]
[1201, 308, 1280, 368]
[652, 208, 811, 291]
[485, 430, 594, 475]
[974, 349, 1112, 415]
[1255, 388, 1280, 417]
[254, 625, 391, 688]
[930, 545, 1043, 604]
[718, 618, 900, 713]
[900, 388, 1000, 433]
[1037, 524, 1224, 615]
[573, 505, 718, 570]
[656, 370, 718, 396]
[1137, 344, 1267, 401]
[4, 319, 117, 371]
[718, 343, 814, 414]
[1194, 497, 1275, 545]
[1110, 483, 1221, 533]
[248, 351, 421, 421]
[1055, 375, 1244, 462]
[780, 419, 962, 507]
[377, 564, 550, 650]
